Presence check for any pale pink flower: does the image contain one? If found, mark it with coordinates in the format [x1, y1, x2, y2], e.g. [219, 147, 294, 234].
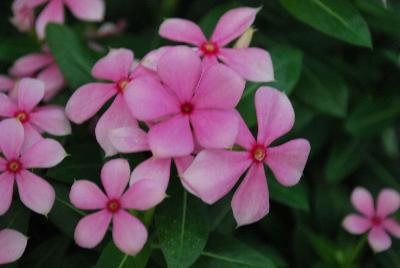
[0, 75, 15, 93]
[343, 187, 400, 252]
[30, 0, 105, 39]
[70, 158, 165, 255]
[182, 87, 311, 226]
[10, 47, 65, 100]
[0, 78, 71, 141]
[66, 48, 157, 156]
[0, 118, 67, 215]
[124, 46, 245, 158]
[10, 0, 36, 32]
[0, 229, 28, 265]
[159, 7, 273, 82]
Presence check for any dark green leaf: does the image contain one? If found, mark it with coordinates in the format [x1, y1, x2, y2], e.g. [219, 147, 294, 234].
[0, 201, 30, 232]
[268, 176, 310, 211]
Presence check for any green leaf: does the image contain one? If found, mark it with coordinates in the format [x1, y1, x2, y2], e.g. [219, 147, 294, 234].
[155, 181, 209, 268]
[0, 36, 40, 62]
[268, 176, 310, 211]
[279, 0, 372, 47]
[46, 24, 97, 89]
[324, 139, 367, 183]
[295, 60, 349, 118]
[0, 201, 31, 232]
[193, 235, 276, 268]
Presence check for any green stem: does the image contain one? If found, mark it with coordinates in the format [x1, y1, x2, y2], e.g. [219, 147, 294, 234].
[349, 235, 367, 264]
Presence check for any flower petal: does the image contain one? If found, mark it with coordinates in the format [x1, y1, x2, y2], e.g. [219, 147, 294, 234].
[0, 157, 6, 171]
[124, 77, 179, 121]
[35, 0, 64, 39]
[383, 219, 400, 238]
[342, 214, 371, 234]
[232, 163, 269, 226]
[159, 18, 206, 46]
[157, 46, 202, 102]
[16, 170, 55, 215]
[30, 106, 71, 136]
[74, 210, 112, 248]
[192, 63, 245, 109]
[37, 64, 65, 101]
[0, 75, 15, 92]
[376, 188, 400, 217]
[95, 95, 138, 156]
[235, 112, 255, 150]
[255, 87, 295, 146]
[183, 150, 251, 204]
[368, 227, 391, 253]
[265, 139, 310, 187]
[101, 158, 130, 199]
[64, 0, 104, 21]
[65, 83, 116, 124]
[211, 7, 259, 46]
[0, 172, 15, 216]
[17, 78, 45, 112]
[109, 126, 149, 154]
[21, 123, 43, 154]
[69, 180, 108, 210]
[121, 179, 165, 210]
[219, 48, 274, 82]
[0, 119, 24, 159]
[0, 229, 27, 265]
[0, 93, 18, 117]
[21, 138, 66, 168]
[191, 109, 239, 149]
[174, 155, 194, 175]
[148, 115, 194, 158]
[130, 157, 171, 192]
[112, 210, 148, 256]
[9, 54, 53, 77]
[351, 187, 375, 217]
[92, 48, 133, 82]
[141, 46, 171, 71]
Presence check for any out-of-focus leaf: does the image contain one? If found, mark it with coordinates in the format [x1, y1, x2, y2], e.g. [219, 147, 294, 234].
[367, 157, 400, 191]
[0, 201, 30, 232]
[193, 235, 276, 268]
[0, 36, 39, 62]
[295, 60, 349, 118]
[46, 24, 97, 89]
[279, 0, 372, 47]
[155, 180, 209, 268]
[381, 127, 399, 158]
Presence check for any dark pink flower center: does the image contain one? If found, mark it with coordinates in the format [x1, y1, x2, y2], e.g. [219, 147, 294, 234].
[371, 216, 383, 226]
[107, 199, 121, 213]
[14, 111, 29, 123]
[250, 144, 267, 163]
[181, 102, 194, 115]
[6, 159, 22, 173]
[116, 78, 131, 93]
[200, 41, 219, 56]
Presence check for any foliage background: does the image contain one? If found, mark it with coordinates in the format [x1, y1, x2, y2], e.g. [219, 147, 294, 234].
[1, 0, 400, 267]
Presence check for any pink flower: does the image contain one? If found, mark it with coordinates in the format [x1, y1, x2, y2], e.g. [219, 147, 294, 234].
[0, 118, 67, 215]
[66, 48, 156, 156]
[159, 7, 273, 82]
[69, 158, 165, 255]
[10, 0, 36, 32]
[0, 75, 15, 93]
[10, 47, 65, 100]
[182, 87, 311, 226]
[0, 78, 71, 141]
[124, 46, 245, 158]
[30, 0, 105, 39]
[343, 187, 400, 252]
[0, 229, 28, 265]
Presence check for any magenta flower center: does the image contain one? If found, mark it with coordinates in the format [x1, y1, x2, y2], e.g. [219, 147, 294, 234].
[116, 78, 131, 93]
[14, 111, 29, 123]
[371, 216, 383, 226]
[250, 144, 267, 162]
[180, 102, 194, 114]
[6, 159, 22, 173]
[200, 41, 219, 56]
[107, 199, 121, 213]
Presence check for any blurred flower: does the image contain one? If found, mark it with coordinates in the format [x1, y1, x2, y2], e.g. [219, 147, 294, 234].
[0, 118, 66, 215]
[0, 75, 15, 93]
[343, 187, 400, 252]
[65, 48, 157, 156]
[0, 229, 28, 265]
[69, 158, 165, 255]
[10, 0, 36, 32]
[0, 78, 71, 140]
[159, 7, 274, 82]
[86, 20, 127, 52]
[124, 47, 245, 158]
[10, 46, 65, 101]
[182, 87, 311, 226]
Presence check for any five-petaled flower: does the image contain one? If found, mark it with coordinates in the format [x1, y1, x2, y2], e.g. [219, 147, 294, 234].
[343, 187, 400, 252]
[182, 87, 311, 226]
[70, 158, 165, 255]
[0, 118, 67, 215]
[0, 229, 28, 265]
[159, 7, 273, 82]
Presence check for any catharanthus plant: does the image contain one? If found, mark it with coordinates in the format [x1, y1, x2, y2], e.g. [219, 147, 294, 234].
[343, 187, 400, 252]
[70, 158, 165, 255]
[0, 229, 28, 265]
